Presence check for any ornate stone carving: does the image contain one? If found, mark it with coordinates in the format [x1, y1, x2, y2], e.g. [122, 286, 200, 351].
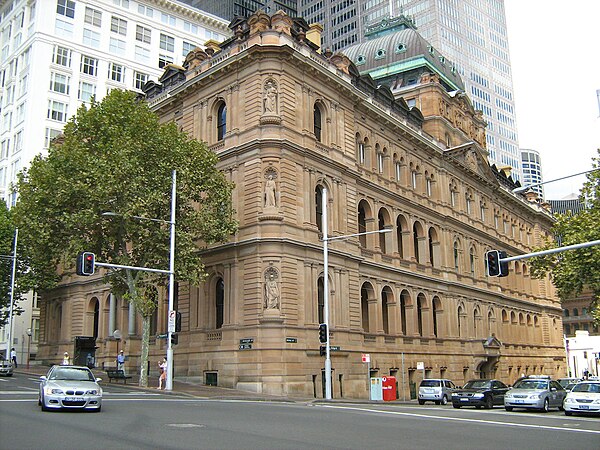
[264, 267, 280, 309]
[263, 79, 278, 114]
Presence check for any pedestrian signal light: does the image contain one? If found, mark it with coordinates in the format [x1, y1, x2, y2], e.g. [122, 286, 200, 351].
[76, 252, 95, 276]
[485, 250, 508, 277]
[318, 323, 328, 343]
[171, 333, 178, 345]
[175, 312, 182, 332]
[320, 345, 326, 357]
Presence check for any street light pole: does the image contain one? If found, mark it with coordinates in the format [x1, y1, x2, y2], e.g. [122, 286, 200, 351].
[166, 169, 176, 391]
[6, 228, 17, 361]
[322, 188, 332, 400]
[321, 188, 391, 400]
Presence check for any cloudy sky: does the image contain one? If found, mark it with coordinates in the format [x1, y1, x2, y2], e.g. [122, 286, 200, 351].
[504, 0, 600, 199]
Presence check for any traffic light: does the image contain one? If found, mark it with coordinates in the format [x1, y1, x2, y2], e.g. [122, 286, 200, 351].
[170, 333, 178, 345]
[485, 250, 508, 277]
[175, 312, 182, 332]
[320, 345, 326, 357]
[76, 252, 95, 276]
[318, 323, 328, 343]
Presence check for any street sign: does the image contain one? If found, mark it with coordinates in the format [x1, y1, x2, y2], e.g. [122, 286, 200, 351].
[417, 361, 424, 370]
[239, 344, 252, 350]
[240, 338, 254, 344]
[168, 310, 176, 333]
[330, 346, 341, 351]
[286, 337, 297, 343]
[156, 334, 168, 339]
[362, 353, 370, 363]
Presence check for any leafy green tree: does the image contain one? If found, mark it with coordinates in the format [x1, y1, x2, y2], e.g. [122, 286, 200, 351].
[529, 153, 600, 325]
[0, 203, 28, 327]
[12, 90, 237, 386]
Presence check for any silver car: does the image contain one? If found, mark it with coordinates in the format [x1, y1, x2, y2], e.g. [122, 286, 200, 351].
[504, 377, 566, 412]
[38, 365, 103, 412]
[0, 359, 13, 376]
[563, 381, 600, 415]
[418, 378, 456, 405]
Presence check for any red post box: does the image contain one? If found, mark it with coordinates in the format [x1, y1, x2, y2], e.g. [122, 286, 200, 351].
[382, 376, 397, 401]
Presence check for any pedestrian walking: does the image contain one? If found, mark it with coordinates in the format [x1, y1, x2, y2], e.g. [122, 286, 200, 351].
[117, 350, 125, 372]
[62, 352, 70, 365]
[10, 348, 17, 368]
[157, 357, 167, 389]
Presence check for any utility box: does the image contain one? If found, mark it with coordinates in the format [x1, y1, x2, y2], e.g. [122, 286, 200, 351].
[382, 376, 397, 401]
[74, 336, 97, 368]
[370, 377, 383, 401]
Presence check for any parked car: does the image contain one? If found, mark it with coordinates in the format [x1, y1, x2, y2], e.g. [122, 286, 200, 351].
[38, 365, 102, 412]
[557, 377, 580, 389]
[563, 381, 600, 416]
[451, 379, 509, 409]
[0, 359, 13, 376]
[418, 378, 456, 405]
[504, 376, 566, 412]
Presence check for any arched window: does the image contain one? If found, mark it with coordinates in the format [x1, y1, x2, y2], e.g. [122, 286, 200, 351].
[215, 278, 224, 329]
[428, 227, 437, 266]
[400, 291, 408, 335]
[317, 277, 325, 324]
[573, 308, 579, 316]
[564, 309, 569, 317]
[315, 185, 323, 231]
[93, 299, 99, 339]
[432, 296, 440, 338]
[382, 288, 390, 334]
[416, 295, 424, 336]
[378, 209, 389, 253]
[469, 247, 475, 276]
[458, 304, 465, 338]
[361, 284, 371, 332]
[396, 216, 404, 258]
[413, 222, 421, 263]
[217, 102, 227, 141]
[313, 104, 322, 142]
[453, 241, 460, 270]
[358, 201, 368, 247]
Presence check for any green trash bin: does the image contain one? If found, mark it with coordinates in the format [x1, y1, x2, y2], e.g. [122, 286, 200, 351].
[409, 382, 417, 399]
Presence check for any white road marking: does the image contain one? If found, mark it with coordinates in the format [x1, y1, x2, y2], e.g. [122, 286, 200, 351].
[316, 404, 600, 435]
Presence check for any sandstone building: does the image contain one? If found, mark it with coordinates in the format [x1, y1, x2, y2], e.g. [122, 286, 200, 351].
[37, 11, 565, 399]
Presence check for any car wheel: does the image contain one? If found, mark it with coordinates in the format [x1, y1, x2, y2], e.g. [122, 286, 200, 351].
[484, 396, 493, 409]
[505, 406, 513, 412]
[453, 404, 461, 409]
[418, 399, 425, 405]
[40, 395, 49, 412]
[541, 398, 549, 413]
[564, 410, 572, 416]
[441, 395, 448, 405]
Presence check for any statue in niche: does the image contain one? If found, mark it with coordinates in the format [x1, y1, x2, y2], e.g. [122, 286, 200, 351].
[264, 172, 277, 208]
[264, 80, 278, 114]
[264, 268, 280, 309]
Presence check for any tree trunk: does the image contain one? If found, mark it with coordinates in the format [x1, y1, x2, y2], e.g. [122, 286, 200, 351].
[139, 315, 150, 387]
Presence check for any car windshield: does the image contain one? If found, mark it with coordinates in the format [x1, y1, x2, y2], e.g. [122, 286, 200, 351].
[420, 380, 441, 387]
[464, 380, 491, 389]
[572, 383, 600, 393]
[514, 380, 548, 390]
[49, 367, 95, 382]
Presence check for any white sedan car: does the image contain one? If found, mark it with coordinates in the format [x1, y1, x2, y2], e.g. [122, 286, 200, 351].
[39, 365, 103, 412]
[563, 381, 600, 416]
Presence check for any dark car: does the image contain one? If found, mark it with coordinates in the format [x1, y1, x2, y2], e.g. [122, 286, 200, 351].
[452, 379, 509, 409]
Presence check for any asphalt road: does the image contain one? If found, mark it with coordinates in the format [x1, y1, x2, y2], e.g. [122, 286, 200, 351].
[1, 373, 599, 450]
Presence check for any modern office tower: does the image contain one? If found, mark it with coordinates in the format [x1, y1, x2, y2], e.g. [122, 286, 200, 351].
[299, 0, 521, 182]
[182, 0, 298, 22]
[521, 148, 544, 199]
[0, 0, 228, 365]
[0, 0, 229, 207]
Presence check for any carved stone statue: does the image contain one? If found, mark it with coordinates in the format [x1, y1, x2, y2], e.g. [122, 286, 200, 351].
[264, 269, 280, 309]
[264, 81, 278, 114]
[264, 175, 277, 207]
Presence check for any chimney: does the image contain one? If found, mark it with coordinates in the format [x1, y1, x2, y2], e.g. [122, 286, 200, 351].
[306, 23, 323, 53]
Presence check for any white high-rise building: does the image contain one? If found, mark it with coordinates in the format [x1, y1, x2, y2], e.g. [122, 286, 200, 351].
[300, 0, 521, 182]
[521, 148, 544, 200]
[0, 0, 229, 205]
[0, 0, 229, 362]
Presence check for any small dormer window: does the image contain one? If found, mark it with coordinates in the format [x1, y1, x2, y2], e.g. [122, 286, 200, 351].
[395, 43, 406, 53]
[375, 48, 386, 59]
[439, 56, 445, 65]
[428, 45, 435, 55]
[356, 55, 366, 65]
[451, 65, 457, 74]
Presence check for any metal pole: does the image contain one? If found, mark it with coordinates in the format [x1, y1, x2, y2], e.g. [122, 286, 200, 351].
[166, 170, 176, 391]
[6, 228, 17, 361]
[322, 187, 332, 400]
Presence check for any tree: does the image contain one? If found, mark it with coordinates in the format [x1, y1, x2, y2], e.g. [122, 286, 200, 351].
[529, 153, 600, 325]
[12, 90, 237, 386]
[0, 203, 28, 328]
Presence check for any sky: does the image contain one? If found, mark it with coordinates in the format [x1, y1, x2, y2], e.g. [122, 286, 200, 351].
[504, 0, 600, 199]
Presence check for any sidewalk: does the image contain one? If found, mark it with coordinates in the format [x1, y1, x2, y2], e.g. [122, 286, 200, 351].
[17, 365, 414, 405]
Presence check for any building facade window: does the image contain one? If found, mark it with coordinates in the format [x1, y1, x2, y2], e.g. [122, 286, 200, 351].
[313, 104, 322, 142]
[78, 81, 96, 102]
[44, 127, 62, 148]
[217, 102, 227, 141]
[136, 25, 151, 44]
[47, 99, 68, 122]
[110, 17, 127, 36]
[109, 38, 126, 55]
[160, 33, 175, 52]
[215, 278, 224, 329]
[53, 45, 71, 66]
[108, 62, 124, 82]
[80, 55, 98, 76]
[82, 28, 101, 48]
[49, 72, 70, 94]
[134, 71, 147, 90]
[84, 6, 102, 27]
[57, 0, 75, 19]
[158, 54, 173, 68]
